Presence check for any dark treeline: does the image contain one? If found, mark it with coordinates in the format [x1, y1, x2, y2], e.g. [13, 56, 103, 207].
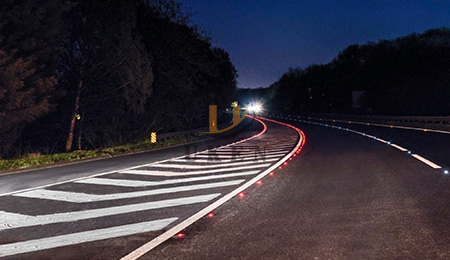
[0, 0, 236, 159]
[269, 28, 450, 117]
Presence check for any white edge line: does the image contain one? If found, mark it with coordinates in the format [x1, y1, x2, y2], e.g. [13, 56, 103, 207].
[298, 117, 450, 135]
[391, 144, 408, 152]
[300, 118, 445, 171]
[120, 116, 303, 260]
[376, 138, 388, 143]
[411, 154, 442, 169]
[0, 117, 267, 197]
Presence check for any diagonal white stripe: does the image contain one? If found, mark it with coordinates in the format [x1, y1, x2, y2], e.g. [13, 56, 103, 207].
[174, 154, 283, 163]
[77, 170, 260, 187]
[121, 164, 271, 176]
[0, 194, 219, 230]
[147, 159, 278, 169]
[0, 217, 178, 257]
[201, 151, 286, 156]
[191, 152, 286, 159]
[121, 115, 304, 260]
[214, 148, 289, 153]
[13, 180, 244, 203]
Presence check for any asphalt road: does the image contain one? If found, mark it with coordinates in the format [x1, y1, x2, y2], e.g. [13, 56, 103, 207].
[146, 118, 450, 259]
[0, 117, 302, 259]
[304, 118, 450, 170]
[0, 117, 262, 195]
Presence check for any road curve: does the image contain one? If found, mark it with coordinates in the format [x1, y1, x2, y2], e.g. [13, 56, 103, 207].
[0, 116, 302, 259]
[147, 116, 450, 260]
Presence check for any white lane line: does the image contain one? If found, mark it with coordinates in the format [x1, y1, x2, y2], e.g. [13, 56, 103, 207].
[376, 138, 388, 144]
[121, 116, 304, 260]
[13, 180, 245, 203]
[121, 164, 271, 176]
[411, 154, 442, 169]
[144, 159, 278, 169]
[298, 116, 450, 134]
[0, 217, 178, 257]
[303, 118, 446, 171]
[391, 144, 408, 152]
[78, 170, 260, 187]
[0, 194, 219, 230]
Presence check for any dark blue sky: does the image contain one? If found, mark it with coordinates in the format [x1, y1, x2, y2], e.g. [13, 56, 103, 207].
[180, 0, 450, 89]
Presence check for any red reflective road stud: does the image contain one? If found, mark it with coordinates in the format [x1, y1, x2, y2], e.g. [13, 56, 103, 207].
[207, 212, 214, 218]
[256, 180, 262, 185]
[238, 192, 245, 198]
[176, 233, 185, 239]
[269, 172, 274, 176]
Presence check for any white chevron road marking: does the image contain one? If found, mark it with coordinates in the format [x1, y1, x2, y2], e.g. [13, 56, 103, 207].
[174, 153, 284, 163]
[191, 151, 287, 159]
[121, 164, 271, 176]
[77, 170, 260, 187]
[145, 159, 278, 169]
[0, 193, 219, 230]
[13, 180, 244, 203]
[0, 217, 178, 257]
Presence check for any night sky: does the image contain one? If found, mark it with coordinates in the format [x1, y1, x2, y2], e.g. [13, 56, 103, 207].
[180, 0, 450, 89]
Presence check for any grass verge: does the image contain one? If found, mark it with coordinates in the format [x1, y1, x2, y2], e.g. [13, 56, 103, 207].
[0, 134, 206, 172]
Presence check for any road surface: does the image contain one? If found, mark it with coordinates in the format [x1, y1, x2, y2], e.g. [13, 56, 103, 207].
[1, 115, 450, 259]
[146, 116, 450, 260]
[0, 117, 302, 259]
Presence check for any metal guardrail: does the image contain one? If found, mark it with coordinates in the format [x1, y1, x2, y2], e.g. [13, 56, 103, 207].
[265, 112, 450, 130]
[313, 114, 450, 125]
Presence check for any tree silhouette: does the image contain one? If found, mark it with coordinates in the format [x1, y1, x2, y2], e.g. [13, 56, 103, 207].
[0, 0, 70, 158]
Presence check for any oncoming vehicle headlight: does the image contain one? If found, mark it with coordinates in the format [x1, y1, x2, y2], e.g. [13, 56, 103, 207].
[248, 103, 262, 113]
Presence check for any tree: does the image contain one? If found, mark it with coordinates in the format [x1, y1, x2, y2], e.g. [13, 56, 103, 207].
[2, 0, 238, 157]
[0, 0, 70, 158]
[137, 2, 236, 133]
[61, 0, 153, 151]
[270, 28, 450, 116]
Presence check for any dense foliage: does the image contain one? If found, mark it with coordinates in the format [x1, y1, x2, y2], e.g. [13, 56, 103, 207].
[269, 28, 450, 116]
[0, 0, 237, 158]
